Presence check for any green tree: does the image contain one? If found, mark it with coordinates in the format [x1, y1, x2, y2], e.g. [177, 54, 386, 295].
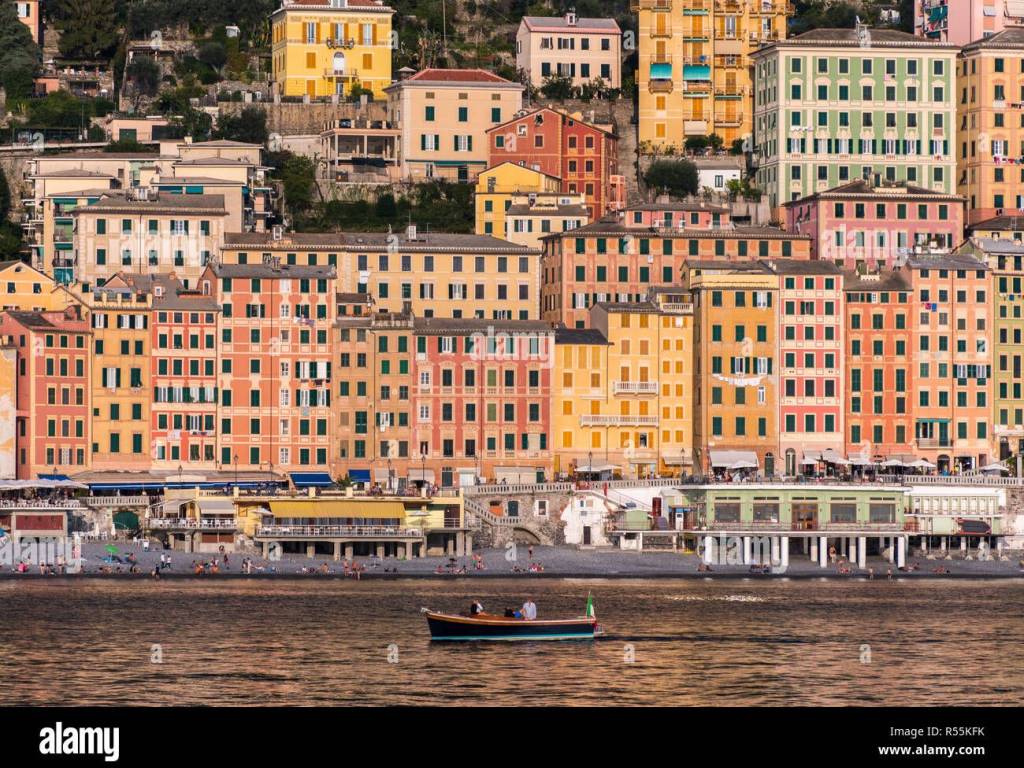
[215, 106, 269, 145]
[0, 2, 39, 103]
[644, 160, 699, 197]
[198, 42, 227, 72]
[0, 167, 24, 260]
[126, 56, 161, 98]
[277, 154, 316, 216]
[540, 73, 574, 100]
[55, 0, 120, 60]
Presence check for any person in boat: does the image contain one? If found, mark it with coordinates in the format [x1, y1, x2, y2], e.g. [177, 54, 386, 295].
[521, 598, 537, 621]
[470, 600, 484, 616]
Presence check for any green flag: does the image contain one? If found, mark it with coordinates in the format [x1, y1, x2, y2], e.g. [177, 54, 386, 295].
[585, 592, 595, 619]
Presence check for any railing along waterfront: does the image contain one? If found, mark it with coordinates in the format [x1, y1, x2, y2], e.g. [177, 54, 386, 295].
[256, 525, 422, 538]
[146, 518, 237, 529]
[678, 519, 915, 533]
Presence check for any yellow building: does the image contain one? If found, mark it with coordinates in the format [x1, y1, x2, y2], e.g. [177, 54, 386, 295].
[474, 161, 585, 245]
[685, 260, 779, 476]
[958, 29, 1024, 226]
[72, 285, 154, 472]
[0, 261, 81, 312]
[554, 291, 695, 479]
[636, 0, 792, 150]
[270, 0, 395, 100]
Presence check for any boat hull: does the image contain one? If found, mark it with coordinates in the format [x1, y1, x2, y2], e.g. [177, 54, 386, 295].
[424, 610, 598, 641]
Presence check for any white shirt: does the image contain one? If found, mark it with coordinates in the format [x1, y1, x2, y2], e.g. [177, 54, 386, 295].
[522, 602, 537, 620]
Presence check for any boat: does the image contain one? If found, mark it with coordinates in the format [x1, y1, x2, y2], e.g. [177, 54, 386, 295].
[422, 595, 603, 641]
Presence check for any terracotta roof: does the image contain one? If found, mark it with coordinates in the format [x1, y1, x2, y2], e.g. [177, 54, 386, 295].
[414, 317, 553, 334]
[391, 68, 519, 86]
[784, 180, 966, 205]
[766, 258, 842, 275]
[521, 16, 620, 33]
[223, 230, 539, 253]
[843, 270, 911, 292]
[961, 27, 1024, 52]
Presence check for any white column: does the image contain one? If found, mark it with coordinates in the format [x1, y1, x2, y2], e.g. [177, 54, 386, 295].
[897, 536, 906, 568]
[781, 536, 790, 569]
[941, 536, 947, 552]
[810, 536, 818, 562]
[960, 537, 967, 552]
[887, 537, 895, 563]
[703, 535, 714, 565]
[920, 535, 928, 553]
[849, 536, 857, 564]
[858, 536, 866, 569]
[770, 537, 779, 565]
[818, 536, 828, 568]
[742, 536, 752, 565]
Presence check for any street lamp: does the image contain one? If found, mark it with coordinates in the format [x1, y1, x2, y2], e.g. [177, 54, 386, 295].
[386, 457, 393, 493]
[233, 453, 239, 490]
[420, 452, 427, 494]
[588, 450, 594, 480]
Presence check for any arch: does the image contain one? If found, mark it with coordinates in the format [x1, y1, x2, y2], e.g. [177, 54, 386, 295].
[332, 51, 346, 74]
[784, 448, 796, 477]
[512, 527, 542, 545]
[764, 452, 775, 477]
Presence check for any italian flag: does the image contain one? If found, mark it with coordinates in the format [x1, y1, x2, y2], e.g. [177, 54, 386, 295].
[585, 592, 595, 620]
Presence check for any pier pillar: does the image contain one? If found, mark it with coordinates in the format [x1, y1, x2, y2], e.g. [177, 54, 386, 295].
[886, 538, 895, 563]
[848, 537, 857, 564]
[446, 537, 455, 556]
[465, 534, 473, 557]
[333, 541, 341, 562]
[780, 536, 789, 569]
[702, 535, 714, 565]
[897, 536, 906, 568]
[803, 537, 809, 554]
[920, 536, 928, 554]
[262, 541, 269, 558]
[306, 544, 315, 559]
[376, 544, 385, 559]
[810, 536, 818, 562]
[960, 537, 967, 553]
[858, 536, 866, 570]
[742, 536, 752, 565]
[456, 532, 465, 557]
[770, 537, 779, 566]
[345, 543, 354, 560]
[941, 536, 947, 552]
[818, 536, 828, 568]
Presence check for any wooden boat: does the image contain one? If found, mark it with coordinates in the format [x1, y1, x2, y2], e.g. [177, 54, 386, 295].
[422, 596, 603, 641]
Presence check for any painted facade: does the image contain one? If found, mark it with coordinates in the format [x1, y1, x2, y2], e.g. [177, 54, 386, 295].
[516, 13, 622, 90]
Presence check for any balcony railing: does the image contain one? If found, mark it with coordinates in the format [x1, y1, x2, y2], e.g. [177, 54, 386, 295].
[580, 414, 659, 426]
[685, 519, 912, 533]
[613, 381, 659, 395]
[916, 438, 952, 449]
[255, 525, 422, 538]
[146, 518, 236, 529]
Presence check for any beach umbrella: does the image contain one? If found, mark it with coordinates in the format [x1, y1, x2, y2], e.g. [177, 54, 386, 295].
[980, 462, 1010, 474]
[104, 544, 119, 554]
[729, 460, 758, 471]
[880, 459, 904, 468]
[910, 459, 936, 470]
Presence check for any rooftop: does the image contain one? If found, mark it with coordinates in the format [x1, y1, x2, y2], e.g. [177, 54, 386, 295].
[210, 263, 337, 279]
[554, 327, 609, 345]
[758, 27, 958, 51]
[905, 254, 989, 271]
[413, 317, 554, 335]
[785, 180, 966, 205]
[521, 16, 620, 32]
[843, 270, 911, 292]
[224, 230, 539, 253]
[968, 215, 1024, 232]
[388, 68, 520, 88]
[961, 27, 1024, 52]
[71, 193, 227, 215]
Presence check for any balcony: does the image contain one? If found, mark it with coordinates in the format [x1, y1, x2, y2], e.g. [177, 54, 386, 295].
[661, 302, 694, 314]
[631, 0, 674, 10]
[255, 525, 423, 539]
[649, 79, 674, 94]
[580, 414, 659, 427]
[146, 518, 236, 530]
[613, 381, 659, 395]
[916, 438, 952, 449]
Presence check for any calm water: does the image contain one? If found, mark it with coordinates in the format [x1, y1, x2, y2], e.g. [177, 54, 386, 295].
[1, 578, 1021, 706]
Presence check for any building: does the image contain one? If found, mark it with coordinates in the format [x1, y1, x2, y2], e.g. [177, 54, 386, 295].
[968, 214, 1024, 241]
[413, 317, 555, 484]
[540, 205, 811, 328]
[516, 12, 622, 90]
[958, 28, 1024, 226]
[332, 306, 415, 486]
[917, 0, 1024, 46]
[386, 68, 524, 182]
[0, 260, 80, 313]
[105, 116, 174, 144]
[685, 260, 779, 476]
[319, 115, 401, 183]
[70, 190, 227, 288]
[773, 260, 845, 476]
[578, 293, 695, 478]
[843, 270, 916, 464]
[552, 326, 611, 477]
[906, 254, 994, 471]
[752, 28, 958, 213]
[784, 181, 966, 266]
[14, 1, 43, 45]
[474, 162, 564, 239]
[270, 0, 395, 99]
[106, 273, 221, 471]
[693, 156, 745, 195]
[202, 261, 336, 472]
[958, 237, 1024, 458]
[0, 307, 92, 479]
[222, 228, 542, 320]
[503, 193, 590, 250]
[636, 0, 793, 150]
[487, 107, 622, 219]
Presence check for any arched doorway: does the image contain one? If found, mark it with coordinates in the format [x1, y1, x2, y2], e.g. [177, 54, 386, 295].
[785, 448, 796, 477]
[764, 453, 775, 477]
[937, 454, 951, 474]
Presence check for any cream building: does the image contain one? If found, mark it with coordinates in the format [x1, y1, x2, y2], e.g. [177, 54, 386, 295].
[516, 12, 622, 90]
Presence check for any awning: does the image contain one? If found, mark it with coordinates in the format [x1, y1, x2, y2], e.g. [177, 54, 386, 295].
[38, 473, 71, 481]
[683, 64, 711, 81]
[268, 500, 404, 519]
[709, 450, 757, 468]
[408, 469, 435, 482]
[650, 62, 672, 80]
[800, 453, 820, 465]
[577, 463, 619, 473]
[0, 479, 88, 490]
[373, 468, 391, 482]
[289, 472, 335, 488]
[347, 469, 371, 483]
[821, 449, 851, 466]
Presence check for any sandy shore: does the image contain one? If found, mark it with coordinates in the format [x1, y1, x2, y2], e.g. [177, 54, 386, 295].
[0, 541, 1021, 579]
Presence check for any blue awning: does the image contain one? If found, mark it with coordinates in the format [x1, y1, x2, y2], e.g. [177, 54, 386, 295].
[650, 62, 673, 80]
[683, 65, 711, 81]
[347, 469, 371, 483]
[86, 480, 274, 491]
[39, 473, 71, 481]
[290, 471, 335, 488]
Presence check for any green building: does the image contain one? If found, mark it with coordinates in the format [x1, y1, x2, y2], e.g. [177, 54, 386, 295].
[752, 27, 957, 211]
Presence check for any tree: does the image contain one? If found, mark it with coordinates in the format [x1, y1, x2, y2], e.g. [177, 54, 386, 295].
[55, 0, 120, 60]
[0, 167, 24, 260]
[684, 136, 709, 153]
[126, 56, 161, 99]
[707, 133, 724, 152]
[0, 2, 39, 103]
[540, 73, 574, 100]
[198, 42, 227, 72]
[729, 138, 746, 156]
[215, 106, 269, 145]
[643, 160, 699, 197]
[277, 154, 316, 216]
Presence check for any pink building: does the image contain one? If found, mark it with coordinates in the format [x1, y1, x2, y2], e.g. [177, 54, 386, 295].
[413, 318, 554, 485]
[917, 0, 1024, 46]
[624, 202, 731, 230]
[772, 260, 846, 476]
[785, 181, 966, 268]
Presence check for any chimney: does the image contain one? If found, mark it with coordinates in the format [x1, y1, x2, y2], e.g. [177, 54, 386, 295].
[407, 223, 417, 241]
[566, 7, 577, 26]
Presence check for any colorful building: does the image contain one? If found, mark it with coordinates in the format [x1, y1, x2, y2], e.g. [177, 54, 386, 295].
[0, 307, 92, 479]
[413, 317, 555, 484]
[843, 270, 915, 463]
[752, 28, 958, 213]
[270, 0, 395, 99]
[906, 254, 994, 472]
[222, 229, 542, 320]
[503, 193, 589, 250]
[0, 260, 79, 313]
[474, 162, 564, 239]
[957, 28, 1024, 226]
[917, 0, 1024, 45]
[968, 214, 1024, 242]
[552, 326, 611, 477]
[784, 181, 966, 267]
[636, 0, 792, 150]
[516, 12, 622, 90]
[203, 262, 336, 472]
[487, 107, 622, 219]
[14, 1, 43, 45]
[540, 206, 810, 328]
[686, 260, 779, 475]
[386, 68, 524, 182]
[774, 260, 845, 476]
